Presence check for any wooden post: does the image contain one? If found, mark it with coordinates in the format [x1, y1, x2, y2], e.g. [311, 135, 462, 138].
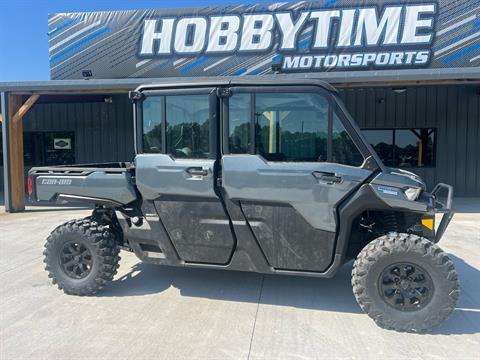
[13, 94, 40, 123]
[7, 95, 25, 212]
[6, 94, 39, 212]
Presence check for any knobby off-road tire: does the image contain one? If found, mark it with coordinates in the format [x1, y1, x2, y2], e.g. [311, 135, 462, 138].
[352, 233, 459, 332]
[44, 217, 120, 295]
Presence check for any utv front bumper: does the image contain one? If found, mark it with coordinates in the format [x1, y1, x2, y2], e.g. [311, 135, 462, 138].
[430, 183, 454, 243]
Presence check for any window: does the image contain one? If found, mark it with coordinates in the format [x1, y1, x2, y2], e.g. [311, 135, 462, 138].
[44, 132, 75, 166]
[396, 129, 435, 167]
[229, 93, 251, 154]
[166, 95, 210, 158]
[142, 97, 162, 153]
[361, 130, 394, 166]
[227, 91, 363, 166]
[362, 129, 436, 167]
[141, 94, 211, 158]
[22, 131, 75, 166]
[332, 113, 364, 167]
[254, 93, 328, 162]
[24, 132, 44, 166]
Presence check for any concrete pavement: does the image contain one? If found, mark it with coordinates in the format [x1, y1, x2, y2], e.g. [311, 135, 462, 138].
[0, 206, 479, 359]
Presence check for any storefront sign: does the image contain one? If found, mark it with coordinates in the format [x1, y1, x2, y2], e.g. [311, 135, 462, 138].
[48, 0, 480, 79]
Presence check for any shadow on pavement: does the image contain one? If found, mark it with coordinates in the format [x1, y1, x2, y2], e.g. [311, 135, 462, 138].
[101, 261, 363, 314]
[99, 253, 480, 335]
[430, 255, 480, 336]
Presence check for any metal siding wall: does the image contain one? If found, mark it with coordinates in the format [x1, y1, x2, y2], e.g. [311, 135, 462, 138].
[339, 85, 480, 197]
[23, 94, 135, 165]
[466, 91, 479, 195]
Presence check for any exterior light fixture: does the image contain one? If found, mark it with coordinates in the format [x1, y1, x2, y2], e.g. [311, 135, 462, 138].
[82, 70, 93, 79]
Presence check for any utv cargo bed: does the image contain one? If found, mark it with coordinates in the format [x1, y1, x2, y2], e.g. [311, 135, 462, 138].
[28, 162, 137, 206]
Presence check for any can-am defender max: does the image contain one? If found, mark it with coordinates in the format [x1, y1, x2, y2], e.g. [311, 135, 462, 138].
[29, 78, 458, 332]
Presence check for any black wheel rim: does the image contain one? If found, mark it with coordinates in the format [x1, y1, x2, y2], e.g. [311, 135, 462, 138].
[378, 262, 434, 312]
[60, 241, 93, 279]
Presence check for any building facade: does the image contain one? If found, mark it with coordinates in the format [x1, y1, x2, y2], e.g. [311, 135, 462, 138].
[1, 1, 479, 211]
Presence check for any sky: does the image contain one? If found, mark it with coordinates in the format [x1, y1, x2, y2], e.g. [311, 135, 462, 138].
[0, 0, 274, 81]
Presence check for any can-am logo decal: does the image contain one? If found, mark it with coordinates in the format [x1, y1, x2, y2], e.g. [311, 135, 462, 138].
[41, 178, 73, 185]
[139, 4, 436, 71]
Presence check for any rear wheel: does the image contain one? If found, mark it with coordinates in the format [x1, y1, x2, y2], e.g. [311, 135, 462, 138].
[44, 217, 120, 295]
[352, 233, 459, 332]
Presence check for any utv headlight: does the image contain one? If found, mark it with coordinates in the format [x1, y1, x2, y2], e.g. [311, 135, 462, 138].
[404, 187, 422, 201]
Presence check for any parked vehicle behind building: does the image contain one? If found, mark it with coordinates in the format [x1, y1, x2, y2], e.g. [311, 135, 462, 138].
[29, 79, 458, 332]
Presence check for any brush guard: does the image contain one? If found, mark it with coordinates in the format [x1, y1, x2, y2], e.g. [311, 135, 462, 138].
[431, 183, 454, 243]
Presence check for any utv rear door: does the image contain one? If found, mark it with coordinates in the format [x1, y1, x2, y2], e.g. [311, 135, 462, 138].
[135, 88, 235, 264]
[221, 86, 374, 272]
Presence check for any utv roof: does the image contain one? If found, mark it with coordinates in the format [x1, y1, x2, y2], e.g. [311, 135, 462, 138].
[0, 75, 337, 94]
[133, 77, 338, 93]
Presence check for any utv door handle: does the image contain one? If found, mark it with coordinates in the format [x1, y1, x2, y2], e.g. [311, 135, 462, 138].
[186, 167, 209, 177]
[313, 171, 342, 184]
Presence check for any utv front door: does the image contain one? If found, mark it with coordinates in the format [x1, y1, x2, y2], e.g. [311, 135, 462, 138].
[135, 88, 235, 264]
[221, 87, 374, 272]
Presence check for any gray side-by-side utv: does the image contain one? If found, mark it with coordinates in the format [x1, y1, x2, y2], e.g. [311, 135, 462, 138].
[29, 78, 458, 332]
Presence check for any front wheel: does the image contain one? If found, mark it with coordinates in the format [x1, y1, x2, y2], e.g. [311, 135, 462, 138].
[352, 233, 459, 332]
[44, 217, 120, 295]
